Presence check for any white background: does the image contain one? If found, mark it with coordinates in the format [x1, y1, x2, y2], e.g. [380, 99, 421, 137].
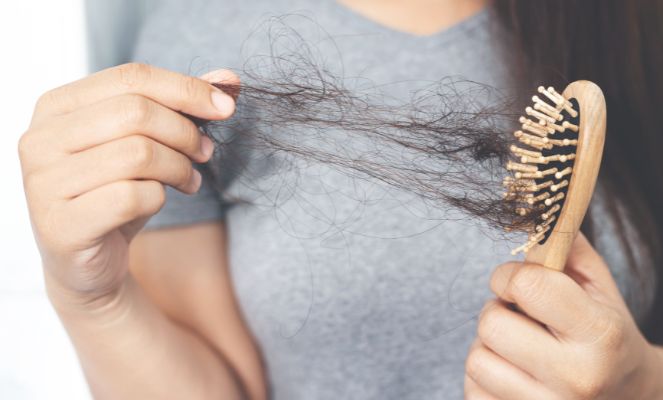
[0, 1, 92, 398]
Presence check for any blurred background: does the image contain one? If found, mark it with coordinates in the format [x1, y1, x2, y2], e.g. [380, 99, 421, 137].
[0, 1, 91, 398]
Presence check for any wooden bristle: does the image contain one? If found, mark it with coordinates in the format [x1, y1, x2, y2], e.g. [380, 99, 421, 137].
[505, 86, 579, 254]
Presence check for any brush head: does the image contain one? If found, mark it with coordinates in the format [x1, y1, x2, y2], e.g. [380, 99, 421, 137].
[504, 86, 581, 255]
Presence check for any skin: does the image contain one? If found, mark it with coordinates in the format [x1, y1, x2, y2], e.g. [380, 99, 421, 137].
[464, 233, 663, 400]
[20, 64, 266, 399]
[337, 0, 489, 35]
[17, 1, 663, 399]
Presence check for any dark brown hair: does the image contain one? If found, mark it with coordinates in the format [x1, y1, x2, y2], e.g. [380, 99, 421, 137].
[494, 0, 663, 342]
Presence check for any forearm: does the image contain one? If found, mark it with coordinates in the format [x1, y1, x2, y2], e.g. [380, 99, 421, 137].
[47, 275, 246, 400]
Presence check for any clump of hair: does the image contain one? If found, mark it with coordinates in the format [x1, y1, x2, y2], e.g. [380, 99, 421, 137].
[194, 16, 537, 234]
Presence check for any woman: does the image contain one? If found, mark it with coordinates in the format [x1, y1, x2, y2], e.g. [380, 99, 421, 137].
[19, 0, 663, 398]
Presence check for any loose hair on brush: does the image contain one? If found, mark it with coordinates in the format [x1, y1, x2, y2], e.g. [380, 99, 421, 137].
[195, 0, 663, 342]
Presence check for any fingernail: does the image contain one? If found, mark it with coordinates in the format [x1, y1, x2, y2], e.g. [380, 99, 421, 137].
[201, 68, 230, 82]
[189, 169, 202, 193]
[211, 90, 235, 118]
[200, 135, 215, 160]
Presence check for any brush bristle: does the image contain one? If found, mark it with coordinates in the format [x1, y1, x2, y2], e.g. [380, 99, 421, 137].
[506, 86, 579, 255]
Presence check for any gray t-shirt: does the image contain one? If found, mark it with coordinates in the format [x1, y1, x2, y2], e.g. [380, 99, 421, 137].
[133, 1, 655, 398]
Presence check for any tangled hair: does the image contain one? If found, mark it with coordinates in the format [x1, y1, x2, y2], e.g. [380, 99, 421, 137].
[194, 17, 535, 235]
[188, 0, 663, 342]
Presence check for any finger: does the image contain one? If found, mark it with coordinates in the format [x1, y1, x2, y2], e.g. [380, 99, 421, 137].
[50, 94, 211, 159]
[490, 262, 602, 340]
[119, 215, 152, 244]
[565, 232, 624, 305]
[37, 136, 201, 198]
[477, 299, 559, 382]
[57, 180, 165, 245]
[32, 63, 237, 123]
[464, 374, 499, 400]
[466, 341, 556, 400]
[200, 68, 241, 96]
[465, 339, 499, 400]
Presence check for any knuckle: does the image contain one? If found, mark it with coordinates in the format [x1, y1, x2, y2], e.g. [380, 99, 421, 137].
[18, 126, 56, 169]
[179, 75, 204, 99]
[118, 94, 152, 128]
[22, 169, 43, 193]
[34, 206, 67, 251]
[35, 84, 78, 116]
[148, 181, 167, 212]
[17, 131, 36, 161]
[465, 347, 488, 382]
[179, 164, 195, 188]
[122, 136, 156, 172]
[477, 302, 502, 344]
[153, 182, 167, 206]
[182, 123, 202, 154]
[113, 181, 142, 218]
[509, 265, 546, 303]
[114, 63, 152, 90]
[568, 374, 605, 400]
[34, 88, 59, 113]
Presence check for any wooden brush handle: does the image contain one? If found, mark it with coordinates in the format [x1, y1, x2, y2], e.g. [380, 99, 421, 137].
[524, 81, 606, 271]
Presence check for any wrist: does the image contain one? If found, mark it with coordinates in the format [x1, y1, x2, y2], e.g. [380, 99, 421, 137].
[44, 270, 133, 323]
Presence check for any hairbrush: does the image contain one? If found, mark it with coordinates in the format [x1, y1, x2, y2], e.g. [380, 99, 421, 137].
[504, 81, 606, 271]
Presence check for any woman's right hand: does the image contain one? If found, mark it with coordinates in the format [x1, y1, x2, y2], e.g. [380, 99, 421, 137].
[18, 63, 238, 309]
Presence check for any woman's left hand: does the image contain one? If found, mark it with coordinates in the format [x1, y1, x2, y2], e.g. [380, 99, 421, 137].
[464, 233, 663, 400]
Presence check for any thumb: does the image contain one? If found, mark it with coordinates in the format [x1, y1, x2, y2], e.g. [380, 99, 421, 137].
[565, 232, 625, 305]
[199, 69, 241, 100]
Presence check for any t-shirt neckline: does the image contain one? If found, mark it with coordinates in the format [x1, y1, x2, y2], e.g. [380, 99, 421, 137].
[326, 0, 491, 42]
